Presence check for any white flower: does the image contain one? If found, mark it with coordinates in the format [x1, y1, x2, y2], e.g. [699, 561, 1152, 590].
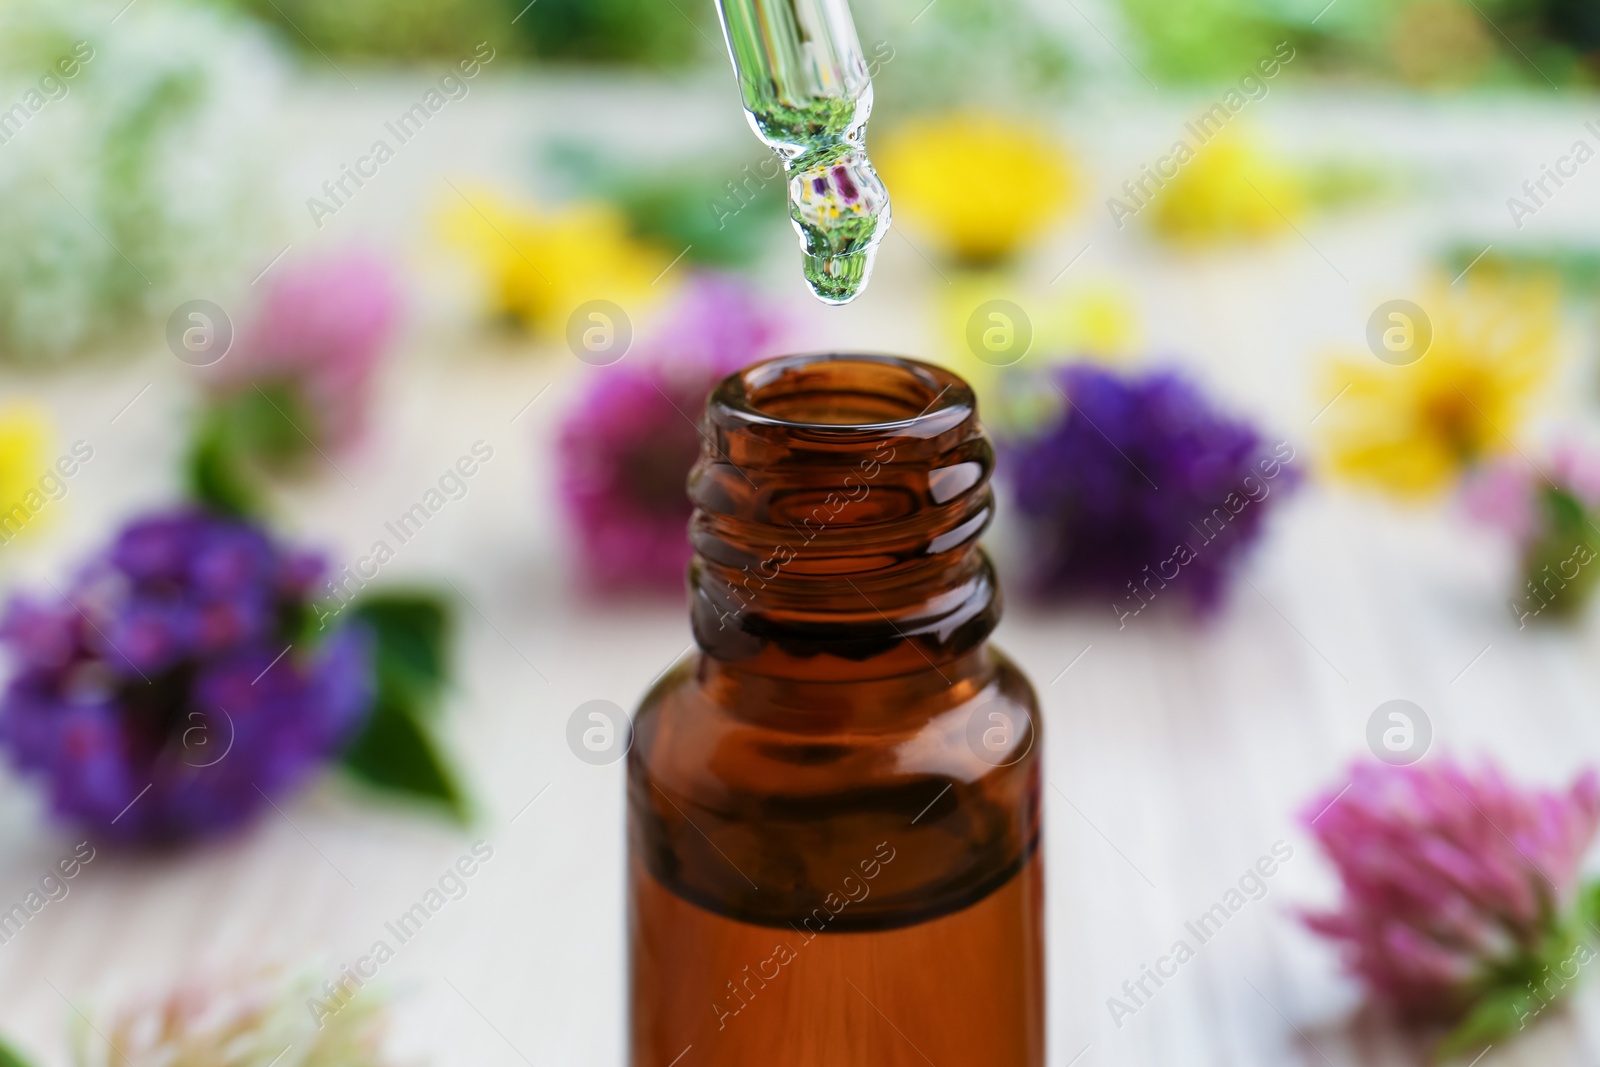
[71, 969, 405, 1067]
[0, 0, 284, 362]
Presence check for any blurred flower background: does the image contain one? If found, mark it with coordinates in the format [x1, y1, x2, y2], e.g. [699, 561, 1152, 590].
[1, 0, 1600, 1063]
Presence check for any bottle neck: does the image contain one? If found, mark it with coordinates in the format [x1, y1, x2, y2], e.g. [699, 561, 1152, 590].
[687, 353, 999, 681]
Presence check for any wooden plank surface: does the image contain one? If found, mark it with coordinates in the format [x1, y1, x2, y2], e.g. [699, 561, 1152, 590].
[0, 78, 1597, 1066]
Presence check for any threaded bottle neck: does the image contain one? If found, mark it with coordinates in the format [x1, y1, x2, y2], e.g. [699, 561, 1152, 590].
[687, 353, 998, 679]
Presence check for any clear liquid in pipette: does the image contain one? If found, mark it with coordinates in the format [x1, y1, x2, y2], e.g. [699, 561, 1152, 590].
[716, 0, 891, 305]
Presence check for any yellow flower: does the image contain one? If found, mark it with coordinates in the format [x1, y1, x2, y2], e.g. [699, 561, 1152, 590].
[0, 402, 52, 542]
[936, 271, 1140, 434]
[1319, 278, 1559, 498]
[1055, 280, 1139, 361]
[876, 111, 1077, 265]
[439, 186, 672, 340]
[1148, 133, 1303, 245]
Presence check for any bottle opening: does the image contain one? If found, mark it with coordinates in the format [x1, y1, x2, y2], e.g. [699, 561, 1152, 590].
[718, 353, 971, 434]
[690, 353, 998, 676]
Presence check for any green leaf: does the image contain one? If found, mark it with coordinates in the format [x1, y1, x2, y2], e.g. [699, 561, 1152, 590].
[350, 592, 450, 712]
[543, 139, 782, 267]
[184, 382, 326, 518]
[1519, 486, 1600, 620]
[1437, 984, 1539, 1062]
[1579, 879, 1600, 934]
[1438, 244, 1600, 295]
[341, 690, 469, 821]
[1440, 916, 1594, 1064]
[615, 177, 781, 268]
[229, 382, 318, 466]
[0, 1037, 38, 1067]
[185, 407, 265, 519]
[339, 590, 467, 821]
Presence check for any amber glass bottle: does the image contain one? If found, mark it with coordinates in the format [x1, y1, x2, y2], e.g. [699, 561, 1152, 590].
[628, 354, 1043, 1066]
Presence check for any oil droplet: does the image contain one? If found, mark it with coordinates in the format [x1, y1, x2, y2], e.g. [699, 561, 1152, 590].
[791, 143, 890, 305]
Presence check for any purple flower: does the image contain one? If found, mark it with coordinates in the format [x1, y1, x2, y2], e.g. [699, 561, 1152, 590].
[0, 509, 372, 844]
[1003, 363, 1297, 612]
[1302, 759, 1600, 1021]
[555, 275, 787, 593]
[209, 250, 403, 449]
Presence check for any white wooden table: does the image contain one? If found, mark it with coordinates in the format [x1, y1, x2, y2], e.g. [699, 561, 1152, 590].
[1, 73, 1599, 1066]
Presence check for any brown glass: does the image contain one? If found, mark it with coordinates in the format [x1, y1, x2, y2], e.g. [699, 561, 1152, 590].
[628, 354, 1043, 1067]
